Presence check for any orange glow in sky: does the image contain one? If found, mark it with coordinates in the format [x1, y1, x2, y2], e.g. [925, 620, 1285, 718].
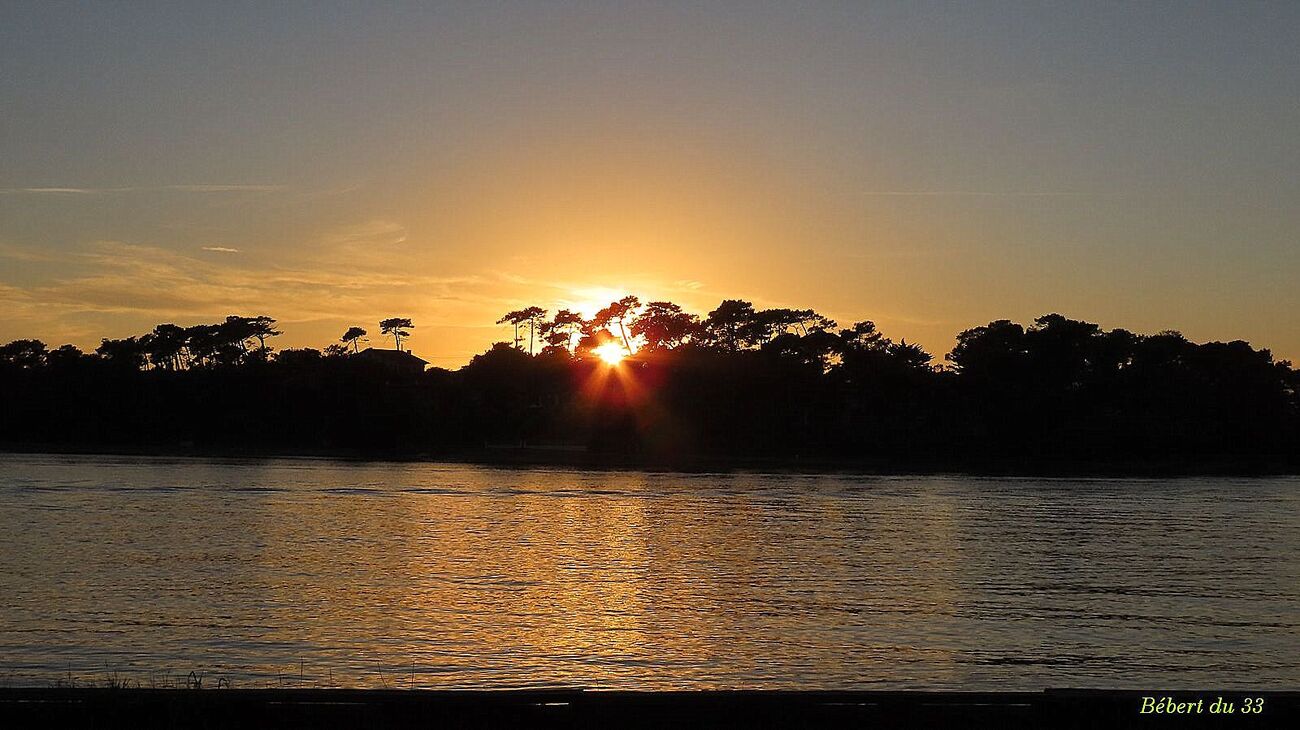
[2, 4, 1298, 365]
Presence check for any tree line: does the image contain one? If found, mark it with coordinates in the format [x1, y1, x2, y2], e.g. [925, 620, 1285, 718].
[498, 297, 849, 357]
[0, 315, 421, 373]
[1, 297, 1297, 469]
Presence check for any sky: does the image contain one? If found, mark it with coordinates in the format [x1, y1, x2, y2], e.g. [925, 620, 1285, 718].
[2, 1, 1297, 366]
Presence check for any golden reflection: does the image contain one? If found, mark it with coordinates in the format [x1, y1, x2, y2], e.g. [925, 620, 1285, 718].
[11, 457, 1300, 690]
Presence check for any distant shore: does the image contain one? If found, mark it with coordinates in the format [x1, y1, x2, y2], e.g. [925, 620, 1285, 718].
[3, 442, 1296, 477]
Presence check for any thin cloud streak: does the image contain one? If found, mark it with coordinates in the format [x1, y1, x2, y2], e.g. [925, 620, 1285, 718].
[162, 185, 285, 193]
[861, 190, 1096, 197]
[0, 188, 101, 195]
[0, 185, 286, 195]
[0, 242, 60, 262]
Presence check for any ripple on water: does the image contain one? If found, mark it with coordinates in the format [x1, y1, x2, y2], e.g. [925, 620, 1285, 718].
[0, 454, 1297, 689]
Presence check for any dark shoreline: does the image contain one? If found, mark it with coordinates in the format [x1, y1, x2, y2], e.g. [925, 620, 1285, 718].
[0, 688, 1295, 729]
[3, 442, 1297, 477]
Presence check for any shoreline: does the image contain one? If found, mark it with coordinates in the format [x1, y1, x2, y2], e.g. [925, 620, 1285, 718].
[0, 688, 1295, 729]
[3, 442, 1297, 477]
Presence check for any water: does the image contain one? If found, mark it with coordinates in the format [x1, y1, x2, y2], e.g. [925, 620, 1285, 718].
[0, 453, 1297, 690]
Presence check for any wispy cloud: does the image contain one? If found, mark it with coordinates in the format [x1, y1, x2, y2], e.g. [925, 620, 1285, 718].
[861, 190, 1095, 197]
[161, 185, 285, 193]
[0, 215, 475, 332]
[0, 187, 101, 195]
[0, 242, 60, 262]
[0, 184, 286, 195]
[319, 219, 408, 247]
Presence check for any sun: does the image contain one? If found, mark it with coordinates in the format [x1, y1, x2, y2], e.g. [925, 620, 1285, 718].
[593, 342, 625, 365]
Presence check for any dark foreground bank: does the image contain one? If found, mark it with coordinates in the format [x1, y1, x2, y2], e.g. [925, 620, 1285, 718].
[0, 689, 1295, 729]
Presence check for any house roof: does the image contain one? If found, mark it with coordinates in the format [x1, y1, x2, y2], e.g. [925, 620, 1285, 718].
[356, 348, 428, 366]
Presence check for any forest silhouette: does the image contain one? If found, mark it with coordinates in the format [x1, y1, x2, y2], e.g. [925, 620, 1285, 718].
[1, 300, 1296, 470]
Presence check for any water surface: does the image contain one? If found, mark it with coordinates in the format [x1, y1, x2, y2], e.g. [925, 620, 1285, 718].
[1, 454, 1297, 689]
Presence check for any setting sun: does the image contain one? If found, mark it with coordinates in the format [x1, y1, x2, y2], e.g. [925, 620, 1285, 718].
[593, 342, 625, 366]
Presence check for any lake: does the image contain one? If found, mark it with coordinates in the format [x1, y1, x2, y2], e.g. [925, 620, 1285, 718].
[0, 453, 1296, 690]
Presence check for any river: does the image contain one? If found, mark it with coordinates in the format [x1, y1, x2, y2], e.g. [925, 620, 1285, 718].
[1, 454, 1296, 689]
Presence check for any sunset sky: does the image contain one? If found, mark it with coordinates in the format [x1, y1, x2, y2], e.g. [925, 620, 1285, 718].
[2, 2, 1297, 366]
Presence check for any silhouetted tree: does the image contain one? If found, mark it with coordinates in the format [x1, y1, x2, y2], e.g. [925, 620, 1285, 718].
[794, 309, 837, 336]
[522, 307, 547, 355]
[841, 321, 888, 351]
[497, 307, 548, 355]
[630, 301, 700, 350]
[380, 317, 414, 351]
[95, 337, 146, 370]
[141, 324, 188, 370]
[275, 348, 323, 367]
[183, 324, 220, 367]
[838, 323, 934, 377]
[763, 329, 842, 369]
[45, 344, 91, 370]
[592, 296, 640, 354]
[341, 326, 367, 353]
[497, 310, 527, 349]
[889, 340, 933, 370]
[738, 308, 837, 348]
[248, 315, 281, 352]
[541, 309, 585, 353]
[0, 339, 47, 369]
[218, 316, 257, 353]
[575, 324, 618, 359]
[703, 300, 755, 352]
[947, 319, 1028, 380]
